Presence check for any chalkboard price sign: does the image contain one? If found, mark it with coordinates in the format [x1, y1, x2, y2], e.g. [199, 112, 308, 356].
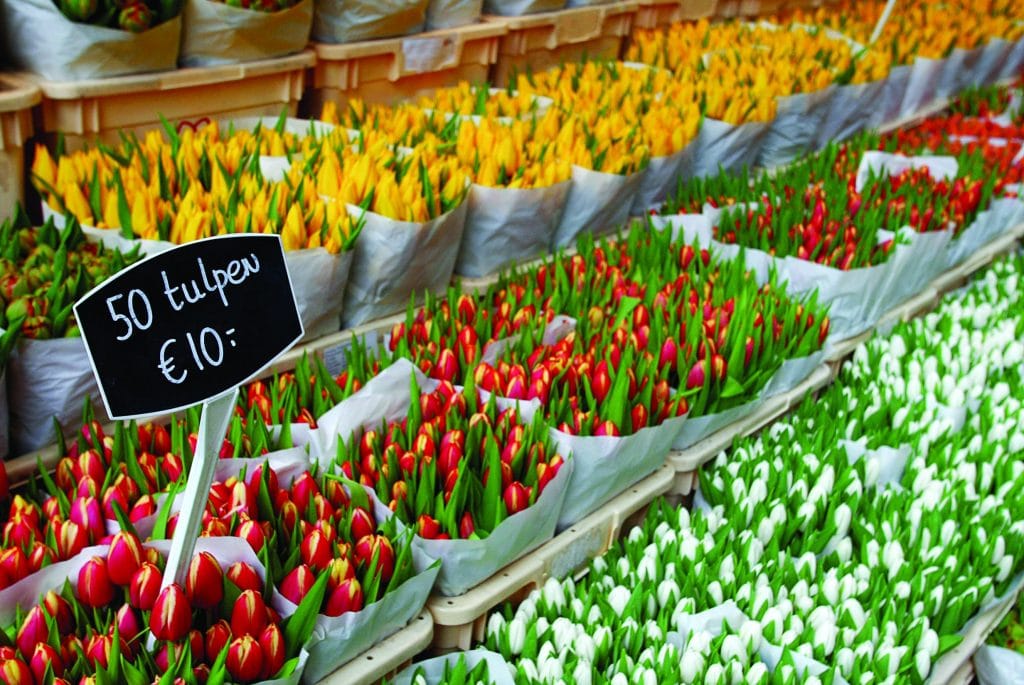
[74, 234, 304, 420]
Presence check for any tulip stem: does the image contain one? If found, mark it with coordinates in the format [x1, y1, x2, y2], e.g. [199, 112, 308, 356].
[161, 389, 237, 590]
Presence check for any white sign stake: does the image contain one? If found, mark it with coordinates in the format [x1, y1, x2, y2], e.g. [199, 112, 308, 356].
[160, 389, 237, 589]
[869, 0, 897, 45]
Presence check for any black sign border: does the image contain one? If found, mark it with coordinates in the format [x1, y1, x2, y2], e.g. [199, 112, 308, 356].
[73, 234, 305, 421]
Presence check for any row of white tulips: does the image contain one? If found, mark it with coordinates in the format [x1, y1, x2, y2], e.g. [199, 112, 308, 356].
[451, 252, 1024, 685]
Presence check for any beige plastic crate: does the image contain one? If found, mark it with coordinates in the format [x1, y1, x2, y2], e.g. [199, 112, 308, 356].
[0, 74, 40, 221]
[633, 0, 716, 29]
[315, 611, 433, 684]
[714, 0, 740, 17]
[666, 364, 834, 497]
[306, 23, 507, 114]
[429, 464, 675, 650]
[487, 1, 639, 86]
[738, 0, 785, 16]
[28, 52, 313, 151]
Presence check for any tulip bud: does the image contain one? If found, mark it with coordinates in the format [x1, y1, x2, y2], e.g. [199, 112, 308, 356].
[29, 643, 63, 682]
[227, 635, 263, 684]
[128, 562, 161, 610]
[280, 564, 316, 605]
[349, 507, 375, 542]
[231, 590, 268, 638]
[77, 556, 115, 608]
[0, 549, 27, 586]
[592, 361, 612, 404]
[114, 604, 142, 642]
[301, 529, 334, 573]
[205, 620, 232, 661]
[686, 361, 706, 389]
[186, 551, 224, 609]
[0, 657, 33, 684]
[504, 482, 530, 515]
[106, 531, 144, 586]
[258, 624, 285, 679]
[326, 557, 356, 590]
[459, 512, 475, 539]
[42, 591, 73, 634]
[354, 535, 395, 582]
[227, 562, 263, 594]
[26, 542, 53, 573]
[16, 607, 48, 660]
[417, 514, 441, 539]
[235, 518, 267, 554]
[291, 472, 321, 513]
[324, 578, 363, 617]
[85, 635, 113, 670]
[69, 496, 104, 543]
[150, 584, 192, 642]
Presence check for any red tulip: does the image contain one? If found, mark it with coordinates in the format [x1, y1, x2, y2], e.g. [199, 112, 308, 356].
[592, 361, 612, 404]
[354, 535, 395, 581]
[101, 486, 130, 521]
[85, 634, 113, 670]
[324, 578, 363, 617]
[0, 549, 27, 586]
[3, 519, 36, 551]
[326, 557, 356, 591]
[186, 551, 224, 609]
[161, 453, 184, 482]
[417, 515, 441, 539]
[42, 591, 73, 634]
[349, 507, 375, 542]
[711, 354, 727, 381]
[54, 519, 88, 560]
[679, 244, 696, 269]
[26, 542, 53, 574]
[235, 518, 266, 554]
[227, 635, 263, 683]
[280, 564, 316, 605]
[0, 656, 33, 684]
[594, 420, 620, 437]
[69, 496, 104, 543]
[129, 562, 162, 610]
[150, 584, 192, 642]
[114, 603, 142, 642]
[129, 495, 158, 522]
[459, 512, 475, 539]
[77, 556, 114, 608]
[29, 643, 63, 682]
[504, 482, 530, 515]
[15, 607, 47, 660]
[290, 472, 320, 513]
[205, 620, 232, 661]
[685, 360, 706, 390]
[227, 562, 263, 594]
[300, 529, 333, 573]
[231, 590, 268, 638]
[106, 531, 144, 585]
[258, 624, 285, 679]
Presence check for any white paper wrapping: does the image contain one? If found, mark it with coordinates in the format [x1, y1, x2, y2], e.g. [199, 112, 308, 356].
[392, 650, 516, 685]
[425, 0, 482, 29]
[879, 65, 912, 127]
[566, 0, 613, 5]
[313, 0, 427, 43]
[689, 118, 771, 180]
[275, 557, 440, 683]
[550, 413, 687, 530]
[883, 228, 952, 308]
[630, 144, 696, 215]
[482, 0, 565, 14]
[817, 79, 887, 146]
[997, 37, 1024, 82]
[945, 200, 1017, 270]
[378, 456, 572, 597]
[8, 337, 104, 454]
[757, 87, 835, 169]
[964, 42, 1008, 88]
[341, 201, 468, 328]
[672, 353, 823, 451]
[975, 645, 1024, 685]
[1, 0, 181, 81]
[900, 57, 944, 119]
[552, 165, 645, 249]
[455, 181, 571, 278]
[180, 0, 313, 67]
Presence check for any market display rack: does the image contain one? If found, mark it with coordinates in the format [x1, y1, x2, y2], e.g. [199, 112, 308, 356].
[0, 73, 39, 224]
[316, 611, 434, 685]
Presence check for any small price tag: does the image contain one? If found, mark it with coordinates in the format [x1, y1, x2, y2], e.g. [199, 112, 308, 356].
[74, 234, 304, 420]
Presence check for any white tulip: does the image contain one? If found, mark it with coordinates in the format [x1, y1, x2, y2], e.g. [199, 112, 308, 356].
[739, 620, 762, 652]
[507, 618, 526, 654]
[704, 663, 725, 685]
[542, 577, 566, 612]
[486, 612, 506, 641]
[573, 660, 593, 685]
[610, 672, 628, 685]
[594, 626, 612, 654]
[708, 581, 724, 606]
[680, 650, 704, 682]
[608, 586, 631, 616]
